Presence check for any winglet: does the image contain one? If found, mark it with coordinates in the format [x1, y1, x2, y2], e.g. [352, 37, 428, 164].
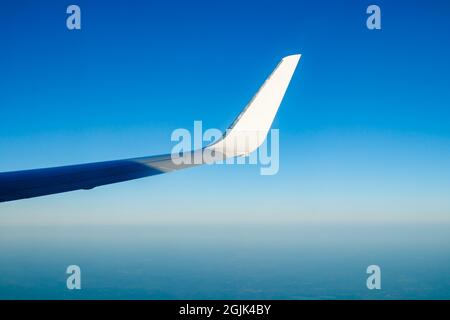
[205, 54, 301, 158]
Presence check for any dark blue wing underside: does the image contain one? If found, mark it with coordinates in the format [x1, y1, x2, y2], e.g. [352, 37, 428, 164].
[0, 160, 164, 203]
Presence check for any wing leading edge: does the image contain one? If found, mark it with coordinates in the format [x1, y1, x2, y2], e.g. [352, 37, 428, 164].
[0, 54, 301, 202]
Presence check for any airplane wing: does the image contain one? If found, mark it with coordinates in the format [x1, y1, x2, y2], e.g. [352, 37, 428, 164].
[0, 54, 301, 203]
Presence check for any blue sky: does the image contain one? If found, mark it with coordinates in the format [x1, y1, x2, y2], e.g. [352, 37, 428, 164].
[2, 0, 450, 300]
[1, 0, 450, 226]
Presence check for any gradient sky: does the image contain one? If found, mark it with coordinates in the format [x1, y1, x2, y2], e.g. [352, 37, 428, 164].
[1, 0, 450, 226]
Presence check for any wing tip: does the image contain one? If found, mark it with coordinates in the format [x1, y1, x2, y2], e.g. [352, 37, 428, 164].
[282, 53, 301, 63]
